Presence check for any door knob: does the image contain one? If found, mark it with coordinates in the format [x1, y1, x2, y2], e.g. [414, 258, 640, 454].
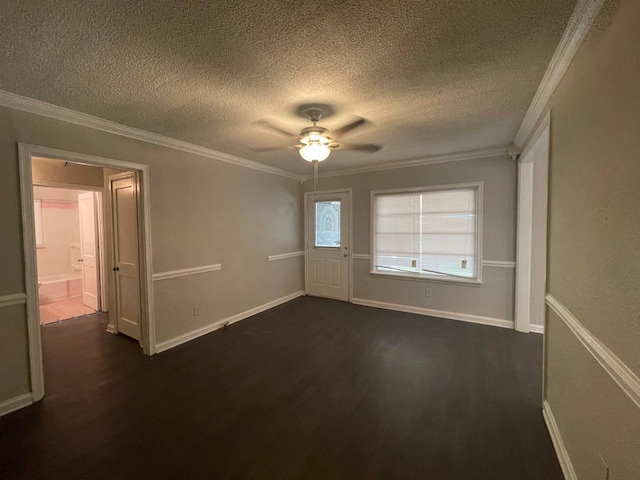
[343, 253, 348, 257]
[77, 259, 83, 262]
[113, 266, 119, 272]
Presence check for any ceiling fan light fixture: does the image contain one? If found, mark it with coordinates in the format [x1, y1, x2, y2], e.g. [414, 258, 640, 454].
[299, 142, 331, 162]
[299, 130, 331, 145]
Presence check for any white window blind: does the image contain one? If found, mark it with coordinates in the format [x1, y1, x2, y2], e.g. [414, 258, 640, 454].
[373, 187, 479, 280]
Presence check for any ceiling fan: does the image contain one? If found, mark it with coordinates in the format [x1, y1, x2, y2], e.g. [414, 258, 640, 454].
[253, 106, 382, 166]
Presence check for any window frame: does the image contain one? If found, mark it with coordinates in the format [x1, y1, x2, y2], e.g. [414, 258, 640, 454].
[370, 182, 483, 286]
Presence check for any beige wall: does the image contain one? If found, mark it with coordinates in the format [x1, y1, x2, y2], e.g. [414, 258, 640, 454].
[0, 107, 304, 406]
[32, 156, 104, 187]
[303, 155, 517, 322]
[541, 0, 640, 476]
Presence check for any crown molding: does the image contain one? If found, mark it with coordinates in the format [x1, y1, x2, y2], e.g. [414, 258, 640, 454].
[514, 0, 605, 148]
[306, 146, 509, 180]
[0, 90, 303, 181]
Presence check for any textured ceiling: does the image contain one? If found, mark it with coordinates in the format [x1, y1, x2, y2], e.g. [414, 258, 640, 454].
[0, 0, 576, 174]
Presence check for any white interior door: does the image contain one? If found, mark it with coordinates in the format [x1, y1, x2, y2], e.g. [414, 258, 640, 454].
[307, 191, 350, 301]
[78, 192, 100, 311]
[110, 173, 142, 341]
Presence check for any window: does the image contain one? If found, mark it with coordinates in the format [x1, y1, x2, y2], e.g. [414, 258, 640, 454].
[315, 200, 341, 247]
[372, 183, 482, 283]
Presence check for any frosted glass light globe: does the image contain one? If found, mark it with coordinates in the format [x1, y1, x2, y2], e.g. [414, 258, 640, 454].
[299, 143, 331, 162]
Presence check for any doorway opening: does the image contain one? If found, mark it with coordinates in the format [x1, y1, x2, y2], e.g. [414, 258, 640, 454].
[19, 144, 155, 403]
[33, 186, 103, 325]
[515, 112, 550, 335]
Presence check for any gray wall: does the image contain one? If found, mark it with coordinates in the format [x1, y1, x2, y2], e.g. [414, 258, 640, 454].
[0, 106, 304, 405]
[540, 0, 640, 477]
[304, 156, 517, 323]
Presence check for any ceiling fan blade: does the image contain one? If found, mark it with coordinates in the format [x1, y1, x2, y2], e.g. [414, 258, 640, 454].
[337, 142, 382, 153]
[250, 145, 297, 153]
[254, 119, 298, 138]
[250, 147, 285, 153]
[332, 117, 366, 138]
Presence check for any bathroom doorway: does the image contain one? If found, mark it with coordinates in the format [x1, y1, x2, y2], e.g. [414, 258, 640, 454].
[33, 185, 104, 325]
[19, 144, 155, 404]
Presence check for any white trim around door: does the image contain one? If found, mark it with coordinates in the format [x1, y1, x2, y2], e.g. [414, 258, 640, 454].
[304, 189, 353, 302]
[18, 144, 156, 404]
[515, 112, 550, 334]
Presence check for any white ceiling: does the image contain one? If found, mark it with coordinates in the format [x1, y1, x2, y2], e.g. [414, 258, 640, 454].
[0, 1, 576, 174]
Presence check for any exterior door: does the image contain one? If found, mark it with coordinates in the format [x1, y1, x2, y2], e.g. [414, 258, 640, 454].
[307, 191, 350, 301]
[78, 192, 100, 310]
[109, 172, 142, 341]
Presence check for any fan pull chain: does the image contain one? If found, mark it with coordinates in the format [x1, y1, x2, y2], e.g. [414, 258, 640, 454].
[313, 160, 319, 191]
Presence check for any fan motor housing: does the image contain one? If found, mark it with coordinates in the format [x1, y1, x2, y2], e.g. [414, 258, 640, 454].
[299, 126, 330, 138]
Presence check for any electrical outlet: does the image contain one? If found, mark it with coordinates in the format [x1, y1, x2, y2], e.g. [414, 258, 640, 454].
[193, 305, 200, 316]
[425, 288, 432, 297]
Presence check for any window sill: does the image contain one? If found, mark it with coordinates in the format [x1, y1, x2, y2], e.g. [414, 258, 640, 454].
[369, 270, 483, 286]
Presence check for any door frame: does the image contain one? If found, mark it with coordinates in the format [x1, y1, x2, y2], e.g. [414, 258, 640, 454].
[304, 188, 353, 302]
[33, 182, 106, 312]
[515, 111, 550, 334]
[18, 144, 156, 402]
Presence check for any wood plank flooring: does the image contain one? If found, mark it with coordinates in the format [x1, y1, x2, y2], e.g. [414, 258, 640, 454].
[0, 296, 562, 479]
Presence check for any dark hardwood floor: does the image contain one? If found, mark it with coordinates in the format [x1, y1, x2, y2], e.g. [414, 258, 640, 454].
[0, 297, 562, 479]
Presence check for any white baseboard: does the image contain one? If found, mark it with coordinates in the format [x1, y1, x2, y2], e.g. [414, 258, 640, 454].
[543, 400, 577, 480]
[0, 393, 34, 418]
[530, 324, 545, 334]
[155, 291, 305, 353]
[351, 298, 514, 330]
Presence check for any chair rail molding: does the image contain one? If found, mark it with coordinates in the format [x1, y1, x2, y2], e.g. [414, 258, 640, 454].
[482, 260, 516, 269]
[267, 251, 304, 262]
[0, 293, 27, 308]
[152, 264, 222, 281]
[546, 294, 640, 409]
